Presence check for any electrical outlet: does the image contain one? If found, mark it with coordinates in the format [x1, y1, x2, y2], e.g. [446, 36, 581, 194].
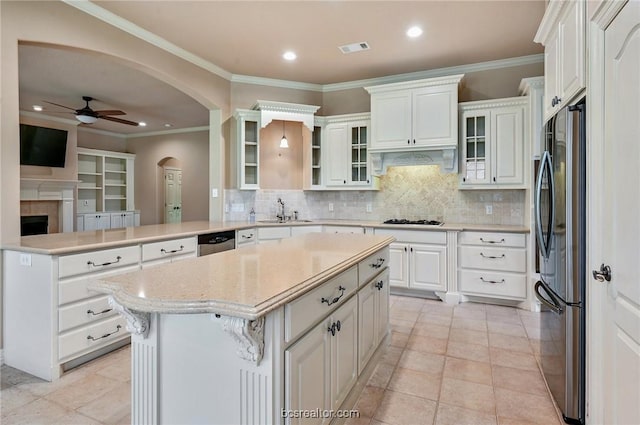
[328, 203, 334, 212]
[485, 205, 493, 215]
[366, 203, 372, 213]
[83, 200, 89, 206]
[211, 188, 219, 198]
[19, 253, 32, 267]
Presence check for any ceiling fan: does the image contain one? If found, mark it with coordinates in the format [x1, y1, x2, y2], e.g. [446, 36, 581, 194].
[44, 96, 139, 126]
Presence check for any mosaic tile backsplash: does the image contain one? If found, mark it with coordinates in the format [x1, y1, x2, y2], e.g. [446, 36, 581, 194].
[225, 165, 526, 225]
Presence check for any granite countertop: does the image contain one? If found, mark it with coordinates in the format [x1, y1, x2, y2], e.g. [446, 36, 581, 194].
[91, 233, 394, 319]
[3, 219, 529, 255]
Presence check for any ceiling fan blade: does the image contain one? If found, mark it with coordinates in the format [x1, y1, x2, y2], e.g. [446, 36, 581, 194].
[100, 116, 139, 126]
[43, 100, 77, 111]
[95, 110, 127, 116]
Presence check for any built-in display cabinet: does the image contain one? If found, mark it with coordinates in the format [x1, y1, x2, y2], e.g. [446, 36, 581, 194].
[232, 110, 261, 190]
[458, 98, 528, 189]
[534, 0, 585, 120]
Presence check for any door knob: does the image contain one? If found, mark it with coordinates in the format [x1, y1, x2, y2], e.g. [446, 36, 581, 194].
[592, 264, 612, 282]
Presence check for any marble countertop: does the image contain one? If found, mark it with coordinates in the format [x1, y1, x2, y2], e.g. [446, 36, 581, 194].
[91, 233, 394, 319]
[3, 219, 528, 255]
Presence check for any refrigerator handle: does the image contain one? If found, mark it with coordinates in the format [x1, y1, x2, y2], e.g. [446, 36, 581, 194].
[535, 151, 549, 258]
[534, 280, 564, 314]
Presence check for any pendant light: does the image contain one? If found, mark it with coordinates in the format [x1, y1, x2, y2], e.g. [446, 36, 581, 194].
[280, 120, 289, 148]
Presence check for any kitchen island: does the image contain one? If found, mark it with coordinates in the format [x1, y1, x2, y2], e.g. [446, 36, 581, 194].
[91, 232, 393, 425]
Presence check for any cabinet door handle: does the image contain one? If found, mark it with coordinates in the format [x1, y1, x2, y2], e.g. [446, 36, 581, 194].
[407, 139, 410, 145]
[87, 308, 112, 316]
[242, 234, 254, 239]
[375, 280, 384, 290]
[404, 246, 407, 252]
[87, 324, 122, 341]
[335, 320, 341, 332]
[321, 286, 346, 306]
[493, 177, 496, 182]
[161, 245, 185, 254]
[480, 238, 505, 244]
[480, 253, 505, 259]
[328, 322, 336, 336]
[369, 258, 385, 269]
[413, 139, 416, 144]
[87, 256, 122, 267]
[480, 277, 505, 284]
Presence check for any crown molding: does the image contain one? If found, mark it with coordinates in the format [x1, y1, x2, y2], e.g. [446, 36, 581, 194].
[519, 76, 545, 95]
[62, 0, 232, 80]
[322, 112, 371, 124]
[365, 74, 464, 94]
[125, 126, 209, 139]
[232, 74, 323, 92]
[458, 96, 529, 111]
[252, 100, 320, 115]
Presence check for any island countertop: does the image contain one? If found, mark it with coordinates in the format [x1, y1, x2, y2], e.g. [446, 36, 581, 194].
[91, 232, 394, 320]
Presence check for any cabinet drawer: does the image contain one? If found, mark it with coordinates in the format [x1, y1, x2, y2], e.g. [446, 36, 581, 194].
[374, 228, 446, 245]
[358, 248, 390, 286]
[458, 246, 526, 273]
[323, 225, 364, 234]
[58, 264, 140, 305]
[142, 237, 197, 262]
[459, 231, 526, 248]
[285, 266, 358, 343]
[237, 228, 257, 244]
[58, 314, 128, 361]
[459, 270, 526, 299]
[59, 295, 116, 332]
[58, 246, 140, 279]
[258, 226, 291, 240]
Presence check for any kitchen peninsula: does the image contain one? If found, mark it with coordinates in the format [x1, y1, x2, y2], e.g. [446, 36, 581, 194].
[91, 232, 393, 424]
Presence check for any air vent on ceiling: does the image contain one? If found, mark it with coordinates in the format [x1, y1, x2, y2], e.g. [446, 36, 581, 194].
[338, 42, 370, 54]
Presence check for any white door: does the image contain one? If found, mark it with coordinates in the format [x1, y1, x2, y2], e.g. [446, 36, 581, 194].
[324, 124, 349, 187]
[493, 105, 524, 185]
[357, 281, 377, 372]
[330, 297, 358, 412]
[164, 168, 182, 224]
[375, 269, 390, 343]
[600, 3, 640, 424]
[388, 243, 409, 288]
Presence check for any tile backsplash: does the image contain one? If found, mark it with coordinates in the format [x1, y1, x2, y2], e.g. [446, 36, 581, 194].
[225, 165, 526, 225]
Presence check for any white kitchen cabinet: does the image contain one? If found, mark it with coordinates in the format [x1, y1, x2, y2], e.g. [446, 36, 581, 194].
[257, 226, 291, 243]
[535, 0, 585, 120]
[77, 148, 135, 214]
[141, 236, 197, 268]
[110, 211, 134, 229]
[232, 110, 261, 190]
[375, 229, 448, 293]
[323, 114, 377, 189]
[77, 211, 137, 231]
[358, 268, 389, 373]
[459, 98, 528, 188]
[285, 296, 358, 423]
[323, 225, 364, 234]
[457, 231, 527, 301]
[366, 75, 463, 151]
[290, 225, 323, 236]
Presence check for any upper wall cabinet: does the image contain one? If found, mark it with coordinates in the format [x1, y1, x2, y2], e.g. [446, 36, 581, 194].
[319, 113, 379, 190]
[535, 0, 585, 121]
[365, 75, 464, 152]
[459, 98, 528, 189]
[231, 110, 261, 190]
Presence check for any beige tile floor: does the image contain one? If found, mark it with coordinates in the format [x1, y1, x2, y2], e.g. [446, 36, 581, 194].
[1, 295, 563, 425]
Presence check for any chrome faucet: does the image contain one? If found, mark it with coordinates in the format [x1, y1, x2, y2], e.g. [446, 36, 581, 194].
[276, 198, 286, 222]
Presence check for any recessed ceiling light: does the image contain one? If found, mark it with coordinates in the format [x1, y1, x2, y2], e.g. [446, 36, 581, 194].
[32, 105, 43, 111]
[406, 26, 423, 38]
[283, 51, 297, 61]
[138, 122, 147, 127]
[164, 123, 172, 128]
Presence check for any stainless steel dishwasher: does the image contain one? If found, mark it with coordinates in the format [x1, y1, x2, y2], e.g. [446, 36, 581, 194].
[197, 230, 235, 256]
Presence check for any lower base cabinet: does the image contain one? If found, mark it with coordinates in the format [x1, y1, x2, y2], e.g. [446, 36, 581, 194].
[388, 242, 447, 292]
[285, 296, 358, 425]
[358, 269, 389, 373]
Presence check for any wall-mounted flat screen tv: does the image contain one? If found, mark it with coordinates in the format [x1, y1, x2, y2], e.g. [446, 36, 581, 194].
[20, 124, 68, 168]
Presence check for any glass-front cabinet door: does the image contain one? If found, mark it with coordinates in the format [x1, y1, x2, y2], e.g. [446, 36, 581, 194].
[349, 122, 370, 185]
[461, 110, 491, 185]
[311, 126, 322, 186]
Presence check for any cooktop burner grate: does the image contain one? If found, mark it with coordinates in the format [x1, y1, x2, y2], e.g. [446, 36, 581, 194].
[383, 219, 443, 226]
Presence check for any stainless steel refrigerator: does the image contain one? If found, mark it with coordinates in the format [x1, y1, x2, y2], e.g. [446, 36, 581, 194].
[534, 99, 586, 425]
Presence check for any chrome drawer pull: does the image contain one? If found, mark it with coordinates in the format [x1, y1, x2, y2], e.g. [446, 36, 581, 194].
[87, 324, 122, 341]
[375, 280, 384, 290]
[480, 238, 505, 244]
[480, 253, 506, 259]
[369, 258, 386, 269]
[87, 308, 112, 316]
[321, 286, 346, 306]
[161, 245, 184, 254]
[87, 256, 122, 267]
[480, 277, 505, 284]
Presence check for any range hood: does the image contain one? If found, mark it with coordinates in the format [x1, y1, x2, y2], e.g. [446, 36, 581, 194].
[370, 148, 457, 176]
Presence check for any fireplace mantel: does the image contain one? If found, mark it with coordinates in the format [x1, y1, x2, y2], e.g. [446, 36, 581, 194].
[20, 178, 79, 233]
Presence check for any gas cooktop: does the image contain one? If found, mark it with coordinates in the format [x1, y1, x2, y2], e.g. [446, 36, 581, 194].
[383, 219, 443, 226]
